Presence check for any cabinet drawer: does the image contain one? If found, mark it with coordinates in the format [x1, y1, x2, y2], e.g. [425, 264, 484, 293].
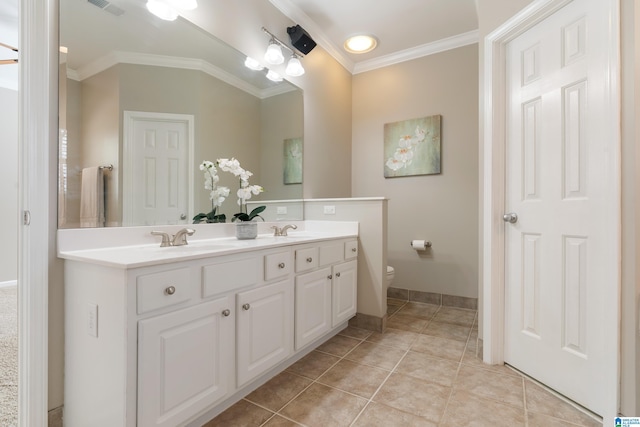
[295, 247, 319, 272]
[137, 267, 192, 314]
[319, 242, 343, 267]
[202, 256, 261, 297]
[264, 250, 292, 281]
[344, 240, 358, 260]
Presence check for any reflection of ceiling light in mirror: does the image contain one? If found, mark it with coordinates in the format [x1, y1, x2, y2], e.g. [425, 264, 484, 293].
[264, 41, 284, 65]
[59, 46, 68, 54]
[285, 55, 304, 77]
[266, 70, 283, 82]
[146, 0, 178, 21]
[344, 35, 378, 54]
[244, 57, 264, 71]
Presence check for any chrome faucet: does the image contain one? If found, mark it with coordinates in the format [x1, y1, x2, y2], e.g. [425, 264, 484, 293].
[271, 224, 298, 236]
[150, 228, 195, 247]
[171, 228, 195, 246]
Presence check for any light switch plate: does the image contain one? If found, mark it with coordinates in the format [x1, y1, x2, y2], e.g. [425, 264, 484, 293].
[277, 206, 287, 215]
[323, 205, 336, 215]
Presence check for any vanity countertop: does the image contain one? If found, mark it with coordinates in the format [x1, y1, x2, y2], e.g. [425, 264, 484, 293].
[57, 221, 358, 269]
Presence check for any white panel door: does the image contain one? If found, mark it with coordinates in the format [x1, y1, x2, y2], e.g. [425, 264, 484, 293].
[504, 0, 617, 416]
[123, 112, 193, 226]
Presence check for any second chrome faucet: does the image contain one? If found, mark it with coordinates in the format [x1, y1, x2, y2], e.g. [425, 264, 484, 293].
[271, 224, 297, 236]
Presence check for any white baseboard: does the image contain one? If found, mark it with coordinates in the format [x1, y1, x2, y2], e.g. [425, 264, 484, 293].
[0, 280, 17, 289]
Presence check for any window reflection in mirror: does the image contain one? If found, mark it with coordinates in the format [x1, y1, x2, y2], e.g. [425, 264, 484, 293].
[58, 0, 303, 228]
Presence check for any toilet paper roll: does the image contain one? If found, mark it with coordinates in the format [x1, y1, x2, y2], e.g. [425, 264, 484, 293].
[411, 240, 428, 250]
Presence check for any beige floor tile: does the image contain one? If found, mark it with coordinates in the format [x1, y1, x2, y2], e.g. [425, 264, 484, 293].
[244, 371, 312, 412]
[373, 372, 450, 423]
[432, 307, 477, 327]
[461, 347, 523, 378]
[261, 415, 303, 426]
[411, 334, 466, 361]
[454, 364, 524, 408]
[395, 302, 440, 320]
[315, 334, 361, 357]
[344, 341, 407, 370]
[352, 402, 437, 427]
[279, 383, 367, 427]
[203, 399, 273, 427]
[317, 359, 389, 398]
[527, 411, 597, 426]
[386, 313, 430, 333]
[441, 389, 525, 426]
[365, 327, 420, 350]
[285, 350, 340, 380]
[395, 351, 460, 387]
[525, 380, 602, 427]
[338, 326, 372, 340]
[422, 320, 471, 342]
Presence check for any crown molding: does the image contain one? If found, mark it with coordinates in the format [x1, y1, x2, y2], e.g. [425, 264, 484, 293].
[353, 30, 479, 74]
[67, 51, 293, 99]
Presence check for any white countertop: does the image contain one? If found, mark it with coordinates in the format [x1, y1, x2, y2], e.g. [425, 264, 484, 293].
[57, 221, 358, 269]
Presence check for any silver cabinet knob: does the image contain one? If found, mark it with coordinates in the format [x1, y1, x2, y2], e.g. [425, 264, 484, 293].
[222, 309, 231, 317]
[335, 272, 341, 277]
[180, 213, 187, 220]
[242, 303, 251, 310]
[351, 248, 357, 252]
[306, 257, 313, 263]
[503, 212, 518, 223]
[327, 275, 332, 279]
[165, 286, 176, 295]
[278, 262, 286, 269]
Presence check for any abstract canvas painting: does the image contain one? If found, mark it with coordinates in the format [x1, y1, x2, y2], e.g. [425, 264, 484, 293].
[283, 137, 303, 184]
[384, 115, 441, 178]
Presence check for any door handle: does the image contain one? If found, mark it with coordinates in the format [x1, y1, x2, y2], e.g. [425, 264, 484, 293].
[503, 212, 518, 224]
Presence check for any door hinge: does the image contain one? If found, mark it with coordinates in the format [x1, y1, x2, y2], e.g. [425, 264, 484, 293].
[23, 210, 31, 225]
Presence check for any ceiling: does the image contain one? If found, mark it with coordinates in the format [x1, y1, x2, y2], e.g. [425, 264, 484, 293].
[269, 0, 479, 73]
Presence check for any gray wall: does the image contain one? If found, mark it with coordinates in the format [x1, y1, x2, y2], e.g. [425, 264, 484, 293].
[352, 45, 479, 299]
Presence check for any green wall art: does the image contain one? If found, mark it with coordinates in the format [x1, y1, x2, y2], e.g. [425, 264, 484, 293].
[384, 114, 442, 178]
[283, 137, 303, 184]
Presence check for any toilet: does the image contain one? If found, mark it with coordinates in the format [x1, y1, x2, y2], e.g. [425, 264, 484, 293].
[386, 265, 395, 288]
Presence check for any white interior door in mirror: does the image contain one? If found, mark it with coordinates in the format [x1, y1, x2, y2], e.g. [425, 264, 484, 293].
[123, 111, 194, 226]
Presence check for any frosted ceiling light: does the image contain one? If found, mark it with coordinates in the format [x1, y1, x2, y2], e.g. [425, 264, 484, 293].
[168, 0, 197, 10]
[244, 57, 264, 71]
[344, 35, 378, 54]
[285, 55, 305, 77]
[146, 0, 178, 21]
[264, 41, 285, 65]
[266, 70, 283, 82]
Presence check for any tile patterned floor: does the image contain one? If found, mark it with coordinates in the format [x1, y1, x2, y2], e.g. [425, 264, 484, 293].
[203, 299, 603, 427]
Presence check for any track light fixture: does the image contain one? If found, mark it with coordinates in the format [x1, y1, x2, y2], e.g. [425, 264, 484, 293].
[259, 26, 314, 78]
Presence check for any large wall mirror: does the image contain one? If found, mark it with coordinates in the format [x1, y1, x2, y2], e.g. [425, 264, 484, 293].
[58, 0, 304, 229]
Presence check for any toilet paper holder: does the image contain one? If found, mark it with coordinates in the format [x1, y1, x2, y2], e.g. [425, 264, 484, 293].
[410, 240, 432, 250]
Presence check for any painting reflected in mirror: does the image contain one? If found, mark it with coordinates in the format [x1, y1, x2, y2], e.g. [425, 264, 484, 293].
[58, 0, 303, 228]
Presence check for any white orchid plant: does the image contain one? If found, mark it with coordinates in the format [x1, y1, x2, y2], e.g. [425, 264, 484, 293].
[217, 158, 265, 222]
[192, 160, 230, 223]
[193, 158, 265, 224]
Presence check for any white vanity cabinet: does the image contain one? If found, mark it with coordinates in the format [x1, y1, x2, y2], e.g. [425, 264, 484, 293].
[62, 236, 357, 427]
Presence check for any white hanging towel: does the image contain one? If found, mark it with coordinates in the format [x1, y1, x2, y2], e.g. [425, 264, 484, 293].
[80, 166, 105, 228]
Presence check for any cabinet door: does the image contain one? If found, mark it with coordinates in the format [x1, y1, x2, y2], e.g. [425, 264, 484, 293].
[295, 268, 332, 350]
[237, 279, 293, 387]
[138, 297, 233, 427]
[332, 260, 358, 327]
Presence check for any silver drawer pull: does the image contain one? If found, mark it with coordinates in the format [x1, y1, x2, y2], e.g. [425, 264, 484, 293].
[242, 303, 251, 310]
[306, 257, 313, 263]
[165, 286, 176, 295]
[335, 272, 341, 278]
[328, 275, 332, 279]
[222, 309, 231, 317]
[278, 262, 286, 269]
[351, 248, 357, 252]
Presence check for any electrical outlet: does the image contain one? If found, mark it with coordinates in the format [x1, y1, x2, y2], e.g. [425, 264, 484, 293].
[323, 205, 336, 215]
[88, 303, 98, 337]
[277, 206, 287, 215]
